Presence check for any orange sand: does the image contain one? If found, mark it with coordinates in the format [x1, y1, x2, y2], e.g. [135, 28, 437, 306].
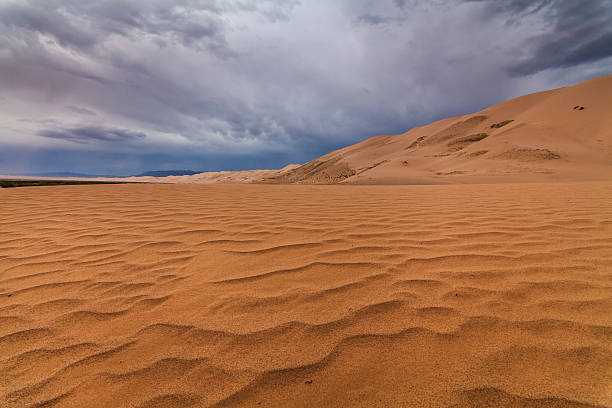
[1, 182, 611, 407]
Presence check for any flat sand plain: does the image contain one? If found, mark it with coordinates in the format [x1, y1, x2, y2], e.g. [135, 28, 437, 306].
[1, 183, 611, 407]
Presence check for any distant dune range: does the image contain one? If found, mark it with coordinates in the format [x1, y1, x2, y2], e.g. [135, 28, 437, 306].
[1, 182, 611, 407]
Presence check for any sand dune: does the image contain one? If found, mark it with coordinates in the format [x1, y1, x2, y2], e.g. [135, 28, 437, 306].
[1, 165, 300, 186]
[106, 164, 301, 185]
[57, 165, 296, 186]
[261, 75, 612, 184]
[1, 182, 611, 407]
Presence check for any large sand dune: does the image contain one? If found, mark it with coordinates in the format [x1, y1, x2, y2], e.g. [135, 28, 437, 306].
[263, 75, 612, 184]
[262, 75, 612, 184]
[1, 182, 611, 407]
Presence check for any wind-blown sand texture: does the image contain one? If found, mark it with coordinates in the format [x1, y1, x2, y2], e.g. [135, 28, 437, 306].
[1, 182, 611, 407]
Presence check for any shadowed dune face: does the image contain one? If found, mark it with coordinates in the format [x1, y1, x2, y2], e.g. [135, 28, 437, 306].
[1, 183, 611, 407]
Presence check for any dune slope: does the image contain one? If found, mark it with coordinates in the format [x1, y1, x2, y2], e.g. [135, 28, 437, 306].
[263, 75, 612, 184]
[1, 182, 611, 407]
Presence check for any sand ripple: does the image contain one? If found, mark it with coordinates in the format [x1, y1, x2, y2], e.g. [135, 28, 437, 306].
[1, 183, 611, 407]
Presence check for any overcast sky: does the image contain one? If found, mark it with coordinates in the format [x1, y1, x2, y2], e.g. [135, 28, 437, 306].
[1, 0, 611, 175]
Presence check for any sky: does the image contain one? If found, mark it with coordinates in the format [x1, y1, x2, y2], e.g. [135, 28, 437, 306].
[1, 0, 611, 176]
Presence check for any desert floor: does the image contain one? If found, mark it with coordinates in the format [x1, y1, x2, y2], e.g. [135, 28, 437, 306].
[1, 183, 611, 407]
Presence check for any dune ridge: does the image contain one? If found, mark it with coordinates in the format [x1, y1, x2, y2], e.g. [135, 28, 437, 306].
[1, 182, 611, 407]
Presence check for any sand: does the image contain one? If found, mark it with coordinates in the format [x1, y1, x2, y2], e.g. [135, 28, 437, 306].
[0, 165, 300, 187]
[103, 165, 301, 185]
[1, 182, 611, 407]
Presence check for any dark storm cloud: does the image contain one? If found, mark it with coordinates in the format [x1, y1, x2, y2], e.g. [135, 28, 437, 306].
[38, 126, 146, 144]
[357, 14, 392, 25]
[0, 0, 610, 175]
[0, 2, 98, 49]
[465, 0, 612, 75]
[0, 0, 231, 56]
[511, 31, 612, 76]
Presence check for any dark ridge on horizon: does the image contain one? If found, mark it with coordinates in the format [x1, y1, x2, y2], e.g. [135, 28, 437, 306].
[3, 170, 203, 178]
[11, 172, 118, 178]
[0, 179, 130, 188]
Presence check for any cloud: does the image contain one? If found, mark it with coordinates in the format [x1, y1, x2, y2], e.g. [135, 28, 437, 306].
[357, 14, 393, 25]
[64, 106, 98, 116]
[37, 126, 146, 144]
[0, 2, 98, 49]
[0, 0, 610, 174]
[0, 0, 232, 57]
[464, 0, 612, 75]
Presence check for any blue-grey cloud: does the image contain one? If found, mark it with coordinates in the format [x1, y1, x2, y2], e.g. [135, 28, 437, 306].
[64, 106, 98, 116]
[0, 0, 232, 58]
[357, 14, 392, 25]
[38, 126, 146, 144]
[465, 0, 612, 75]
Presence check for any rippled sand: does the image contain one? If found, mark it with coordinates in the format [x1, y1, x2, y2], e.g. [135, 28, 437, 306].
[1, 183, 611, 407]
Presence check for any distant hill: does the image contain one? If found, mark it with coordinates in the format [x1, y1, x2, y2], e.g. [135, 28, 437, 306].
[18, 172, 117, 178]
[6, 170, 204, 179]
[133, 170, 201, 177]
[262, 75, 612, 184]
